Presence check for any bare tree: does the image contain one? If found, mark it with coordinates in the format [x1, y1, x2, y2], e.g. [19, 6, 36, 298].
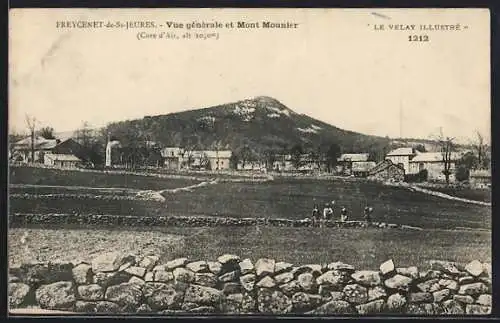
[326, 143, 342, 173]
[434, 128, 456, 185]
[25, 115, 37, 163]
[290, 144, 304, 170]
[200, 152, 211, 170]
[37, 126, 55, 139]
[264, 149, 277, 171]
[182, 138, 200, 169]
[211, 140, 223, 170]
[308, 150, 320, 171]
[472, 131, 489, 170]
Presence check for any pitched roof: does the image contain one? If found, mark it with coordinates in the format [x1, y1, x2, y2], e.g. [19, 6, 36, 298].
[13, 136, 63, 150]
[410, 152, 463, 163]
[45, 153, 81, 161]
[338, 153, 369, 162]
[14, 136, 54, 146]
[386, 147, 415, 156]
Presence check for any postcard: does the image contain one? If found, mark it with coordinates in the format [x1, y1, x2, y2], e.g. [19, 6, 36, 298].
[8, 8, 491, 316]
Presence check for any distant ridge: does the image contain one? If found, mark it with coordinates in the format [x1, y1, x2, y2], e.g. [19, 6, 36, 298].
[104, 96, 392, 159]
[52, 96, 459, 157]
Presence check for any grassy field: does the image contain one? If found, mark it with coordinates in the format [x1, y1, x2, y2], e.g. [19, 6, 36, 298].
[9, 166, 199, 190]
[10, 178, 491, 229]
[9, 226, 491, 270]
[8, 167, 491, 268]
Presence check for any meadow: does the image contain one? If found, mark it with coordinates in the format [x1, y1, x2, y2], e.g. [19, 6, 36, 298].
[9, 166, 200, 190]
[9, 177, 491, 230]
[8, 166, 492, 268]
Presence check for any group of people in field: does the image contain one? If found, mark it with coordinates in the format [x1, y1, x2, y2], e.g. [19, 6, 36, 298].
[310, 201, 374, 226]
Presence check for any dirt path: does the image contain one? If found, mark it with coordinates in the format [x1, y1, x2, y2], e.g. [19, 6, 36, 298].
[408, 185, 491, 207]
[9, 180, 221, 203]
[159, 179, 219, 194]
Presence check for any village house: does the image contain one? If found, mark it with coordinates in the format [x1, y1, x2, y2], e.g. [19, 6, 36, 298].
[337, 153, 370, 176]
[408, 151, 465, 182]
[384, 147, 418, 175]
[202, 150, 232, 170]
[272, 154, 321, 172]
[469, 169, 491, 188]
[43, 153, 81, 168]
[161, 147, 232, 171]
[11, 136, 84, 164]
[368, 159, 405, 182]
[161, 147, 184, 170]
[237, 160, 266, 171]
[273, 154, 294, 172]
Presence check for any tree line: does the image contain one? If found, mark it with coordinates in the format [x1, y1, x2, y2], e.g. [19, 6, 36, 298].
[10, 117, 490, 179]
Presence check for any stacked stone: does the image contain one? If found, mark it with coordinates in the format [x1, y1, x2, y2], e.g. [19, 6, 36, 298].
[9, 194, 149, 201]
[10, 213, 416, 230]
[8, 254, 492, 315]
[380, 259, 492, 315]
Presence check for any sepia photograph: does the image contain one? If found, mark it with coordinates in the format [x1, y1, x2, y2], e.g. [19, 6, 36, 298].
[8, 8, 491, 316]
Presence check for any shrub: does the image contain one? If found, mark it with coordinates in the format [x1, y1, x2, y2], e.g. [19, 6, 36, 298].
[404, 169, 428, 183]
[455, 165, 470, 182]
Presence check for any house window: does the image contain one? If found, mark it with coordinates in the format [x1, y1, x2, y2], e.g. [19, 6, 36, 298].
[171, 152, 174, 157]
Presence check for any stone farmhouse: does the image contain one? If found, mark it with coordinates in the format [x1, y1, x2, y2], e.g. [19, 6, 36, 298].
[368, 160, 405, 182]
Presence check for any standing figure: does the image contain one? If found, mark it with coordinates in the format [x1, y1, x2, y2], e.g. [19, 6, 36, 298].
[330, 200, 336, 219]
[363, 206, 374, 223]
[311, 205, 320, 226]
[323, 203, 333, 221]
[340, 207, 348, 222]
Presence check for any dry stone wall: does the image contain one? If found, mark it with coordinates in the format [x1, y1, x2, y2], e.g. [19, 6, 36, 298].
[9, 253, 491, 315]
[9, 213, 422, 230]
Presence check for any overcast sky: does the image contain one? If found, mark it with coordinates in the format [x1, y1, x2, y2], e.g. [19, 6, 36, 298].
[9, 9, 490, 144]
